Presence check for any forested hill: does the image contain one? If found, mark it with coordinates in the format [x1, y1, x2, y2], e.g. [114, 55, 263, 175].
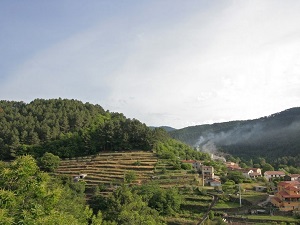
[0, 99, 160, 160]
[170, 107, 300, 165]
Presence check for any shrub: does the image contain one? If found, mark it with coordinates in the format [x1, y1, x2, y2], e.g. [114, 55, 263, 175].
[181, 163, 192, 170]
[38, 152, 60, 172]
[133, 161, 141, 166]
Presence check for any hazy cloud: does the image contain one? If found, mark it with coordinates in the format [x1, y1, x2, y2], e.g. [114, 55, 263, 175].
[1, 0, 300, 128]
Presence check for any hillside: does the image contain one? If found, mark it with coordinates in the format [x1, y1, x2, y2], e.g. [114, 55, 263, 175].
[55, 150, 209, 224]
[0, 98, 205, 162]
[170, 107, 300, 165]
[0, 98, 212, 225]
[55, 151, 158, 192]
[0, 99, 157, 159]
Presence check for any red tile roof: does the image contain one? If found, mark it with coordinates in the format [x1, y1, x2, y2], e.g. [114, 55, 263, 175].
[272, 196, 281, 203]
[278, 191, 300, 198]
[285, 186, 299, 192]
[278, 181, 300, 187]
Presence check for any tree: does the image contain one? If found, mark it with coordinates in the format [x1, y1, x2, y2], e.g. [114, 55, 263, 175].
[222, 171, 245, 184]
[262, 163, 274, 174]
[147, 186, 182, 216]
[208, 210, 214, 220]
[0, 155, 94, 224]
[124, 171, 137, 184]
[181, 163, 192, 170]
[38, 152, 60, 172]
[98, 186, 164, 225]
[222, 180, 239, 194]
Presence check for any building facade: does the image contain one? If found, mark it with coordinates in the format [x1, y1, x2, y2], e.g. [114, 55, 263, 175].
[271, 181, 300, 211]
[201, 165, 214, 180]
[264, 171, 285, 181]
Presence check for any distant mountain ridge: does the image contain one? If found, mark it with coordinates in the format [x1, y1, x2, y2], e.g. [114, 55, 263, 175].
[169, 107, 300, 162]
[149, 126, 177, 132]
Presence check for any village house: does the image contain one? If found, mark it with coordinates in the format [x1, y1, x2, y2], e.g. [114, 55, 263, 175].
[271, 181, 300, 211]
[249, 168, 262, 179]
[225, 162, 241, 171]
[251, 168, 262, 175]
[201, 165, 214, 180]
[249, 172, 262, 179]
[241, 169, 254, 179]
[284, 174, 300, 181]
[181, 160, 202, 172]
[241, 168, 262, 179]
[264, 171, 285, 181]
[255, 186, 267, 192]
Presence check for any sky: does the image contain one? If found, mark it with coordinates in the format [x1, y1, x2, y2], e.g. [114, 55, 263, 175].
[1, 0, 300, 129]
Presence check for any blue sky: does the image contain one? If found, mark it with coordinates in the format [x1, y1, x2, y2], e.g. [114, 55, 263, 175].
[1, 0, 300, 128]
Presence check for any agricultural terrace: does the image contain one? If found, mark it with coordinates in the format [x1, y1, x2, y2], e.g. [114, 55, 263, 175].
[55, 151, 157, 190]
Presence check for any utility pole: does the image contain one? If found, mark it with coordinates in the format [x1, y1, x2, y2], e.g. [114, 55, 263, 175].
[202, 170, 204, 187]
[239, 184, 242, 207]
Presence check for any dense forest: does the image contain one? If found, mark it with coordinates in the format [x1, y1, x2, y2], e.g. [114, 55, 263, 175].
[0, 99, 157, 160]
[0, 98, 208, 162]
[170, 108, 300, 167]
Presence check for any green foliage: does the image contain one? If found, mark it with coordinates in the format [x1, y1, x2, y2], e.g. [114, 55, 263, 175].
[203, 159, 227, 176]
[90, 185, 164, 225]
[221, 171, 245, 184]
[135, 184, 182, 216]
[133, 160, 141, 166]
[181, 163, 193, 170]
[0, 99, 157, 159]
[208, 210, 214, 220]
[0, 155, 94, 224]
[124, 171, 137, 184]
[38, 152, 60, 172]
[155, 138, 210, 161]
[262, 163, 274, 174]
[221, 181, 239, 194]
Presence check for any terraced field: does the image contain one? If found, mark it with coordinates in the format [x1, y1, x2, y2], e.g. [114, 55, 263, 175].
[55, 151, 210, 224]
[55, 151, 157, 189]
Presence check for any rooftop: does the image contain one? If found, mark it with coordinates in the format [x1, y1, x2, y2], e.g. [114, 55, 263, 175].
[264, 171, 285, 176]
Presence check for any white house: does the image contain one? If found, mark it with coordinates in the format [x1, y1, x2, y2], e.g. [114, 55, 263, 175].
[242, 169, 254, 179]
[251, 168, 262, 175]
[264, 171, 285, 181]
[284, 174, 300, 181]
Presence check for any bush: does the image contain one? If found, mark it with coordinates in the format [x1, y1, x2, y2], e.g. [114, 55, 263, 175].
[124, 171, 137, 184]
[38, 152, 60, 172]
[133, 160, 141, 166]
[181, 163, 192, 170]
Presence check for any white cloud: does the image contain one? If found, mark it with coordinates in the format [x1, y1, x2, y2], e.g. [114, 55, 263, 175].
[1, 0, 300, 128]
[104, 1, 300, 127]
